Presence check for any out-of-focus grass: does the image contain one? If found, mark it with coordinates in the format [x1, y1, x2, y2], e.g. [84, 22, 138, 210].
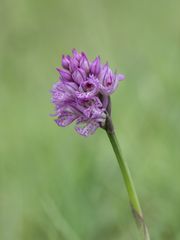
[0, 0, 180, 239]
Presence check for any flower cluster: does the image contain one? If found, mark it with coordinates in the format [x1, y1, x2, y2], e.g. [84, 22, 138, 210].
[51, 49, 125, 136]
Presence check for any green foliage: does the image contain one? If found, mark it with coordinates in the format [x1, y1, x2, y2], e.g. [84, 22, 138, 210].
[0, 0, 180, 239]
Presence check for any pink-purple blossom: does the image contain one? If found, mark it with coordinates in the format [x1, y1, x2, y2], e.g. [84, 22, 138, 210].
[51, 49, 125, 137]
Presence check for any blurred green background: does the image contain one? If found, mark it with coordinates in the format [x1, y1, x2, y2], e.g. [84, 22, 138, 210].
[0, 0, 180, 239]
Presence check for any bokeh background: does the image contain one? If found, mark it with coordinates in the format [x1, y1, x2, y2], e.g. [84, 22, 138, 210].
[1, 0, 180, 239]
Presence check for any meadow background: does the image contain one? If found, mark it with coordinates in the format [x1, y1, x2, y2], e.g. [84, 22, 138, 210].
[0, 0, 180, 239]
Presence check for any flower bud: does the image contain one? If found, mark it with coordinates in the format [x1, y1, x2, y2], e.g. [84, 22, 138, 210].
[62, 55, 70, 69]
[72, 68, 86, 84]
[90, 57, 101, 76]
[72, 49, 82, 61]
[80, 53, 90, 73]
[57, 69, 72, 81]
[69, 58, 79, 72]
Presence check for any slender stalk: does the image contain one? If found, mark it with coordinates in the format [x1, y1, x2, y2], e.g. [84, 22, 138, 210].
[104, 116, 150, 240]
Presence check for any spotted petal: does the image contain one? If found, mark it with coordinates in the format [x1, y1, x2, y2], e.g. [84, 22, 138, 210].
[55, 111, 78, 127]
[75, 120, 99, 137]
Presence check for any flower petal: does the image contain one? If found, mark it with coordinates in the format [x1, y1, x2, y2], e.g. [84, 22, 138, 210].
[116, 73, 125, 81]
[75, 120, 99, 137]
[55, 111, 77, 127]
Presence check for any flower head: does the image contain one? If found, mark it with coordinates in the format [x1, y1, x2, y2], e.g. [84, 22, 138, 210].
[51, 49, 125, 136]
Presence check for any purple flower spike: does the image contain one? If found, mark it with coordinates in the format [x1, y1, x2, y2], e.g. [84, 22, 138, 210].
[51, 49, 125, 136]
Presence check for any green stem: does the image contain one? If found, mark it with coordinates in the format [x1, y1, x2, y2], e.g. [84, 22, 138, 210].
[105, 117, 150, 240]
